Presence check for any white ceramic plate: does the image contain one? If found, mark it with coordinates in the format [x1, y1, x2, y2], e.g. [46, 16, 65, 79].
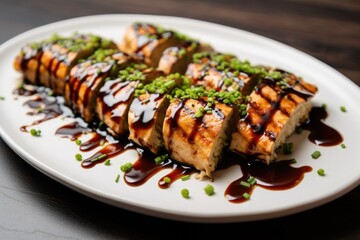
[0, 14, 359, 223]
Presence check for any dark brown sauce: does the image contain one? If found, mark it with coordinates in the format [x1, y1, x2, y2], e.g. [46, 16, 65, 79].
[158, 163, 195, 189]
[124, 150, 195, 188]
[80, 133, 105, 152]
[124, 150, 172, 186]
[130, 93, 162, 131]
[20, 94, 63, 132]
[12, 85, 37, 96]
[55, 121, 89, 140]
[98, 80, 135, 122]
[222, 153, 312, 203]
[81, 141, 132, 168]
[301, 106, 343, 146]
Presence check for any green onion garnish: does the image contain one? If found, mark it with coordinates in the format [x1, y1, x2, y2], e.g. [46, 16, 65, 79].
[204, 184, 215, 196]
[30, 128, 41, 137]
[91, 153, 107, 162]
[181, 175, 190, 181]
[290, 159, 297, 164]
[181, 188, 190, 199]
[104, 159, 111, 166]
[247, 176, 257, 186]
[340, 106, 347, 112]
[75, 139, 82, 145]
[311, 150, 321, 159]
[115, 174, 120, 183]
[283, 142, 294, 155]
[242, 192, 250, 200]
[120, 162, 133, 172]
[154, 154, 168, 165]
[194, 107, 204, 118]
[240, 180, 251, 188]
[75, 153, 82, 161]
[0, 96, 5, 100]
[341, 143, 346, 149]
[317, 168, 325, 176]
[321, 103, 327, 109]
[163, 177, 171, 184]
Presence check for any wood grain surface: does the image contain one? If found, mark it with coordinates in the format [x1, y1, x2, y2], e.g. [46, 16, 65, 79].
[0, 0, 359, 239]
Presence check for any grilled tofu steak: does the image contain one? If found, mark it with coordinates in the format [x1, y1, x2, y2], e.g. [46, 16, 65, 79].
[230, 71, 318, 163]
[163, 97, 238, 178]
[65, 49, 133, 122]
[119, 22, 192, 67]
[128, 74, 184, 154]
[14, 33, 116, 95]
[186, 52, 258, 96]
[96, 64, 163, 136]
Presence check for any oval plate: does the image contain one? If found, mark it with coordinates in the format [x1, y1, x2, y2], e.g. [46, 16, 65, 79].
[0, 14, 359, 223]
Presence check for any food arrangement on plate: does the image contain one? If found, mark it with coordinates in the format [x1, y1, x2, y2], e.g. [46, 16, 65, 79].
[11, 22, 343, 203]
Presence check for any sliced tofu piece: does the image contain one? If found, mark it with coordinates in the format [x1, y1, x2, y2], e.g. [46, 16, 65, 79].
[230, 75, 318, 163]
[96, 65, 163, 136]
[13, 33, 116, 95]
[13, 45, 48, 86]
[128, 74, 183, 153]
[186, 52, 258, 96]
[162, 98, 238, 178]
[65, 49, 132, 122]
[119, 22, 184, 67]
[157, 41, 198, 75]
[157, 41, 213, 75]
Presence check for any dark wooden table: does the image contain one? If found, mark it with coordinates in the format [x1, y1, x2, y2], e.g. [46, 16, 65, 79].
[1, 0, 359, 239]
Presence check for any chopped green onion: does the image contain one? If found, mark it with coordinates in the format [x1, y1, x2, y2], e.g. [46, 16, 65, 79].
[104, 159, 111, 166]
[247, 176, 257, 186]
[181, 175, 190, 181]
[154, 154, 168, 165]
[194, 107, 204, 118]
[91, 153, 107, 162]
[204, 184, 215, 196]
[30, 128, 41, 137]
[340, 106, 347, 112]
[0, 96, 5, 100]
[242, 192, 250, 200]
[75, 153, 82, 161]
[99, 139, 105, 146]
[283, 142, 294, 155]
[75, 139, 82, 145]
[47, 90, 54, 96]
[290, 159, 297, 164]
[240, 180, 251, 188]
[317, 168, 325, 176]
[115, 174, 120, 183]
[163, 177, 171, 184]
[181, 188, 190, 199]
[120, 162, 133, 172]
[311, 150, 321, 159]
[321, 103, 327, 109]
[341, 143, 346, 149]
